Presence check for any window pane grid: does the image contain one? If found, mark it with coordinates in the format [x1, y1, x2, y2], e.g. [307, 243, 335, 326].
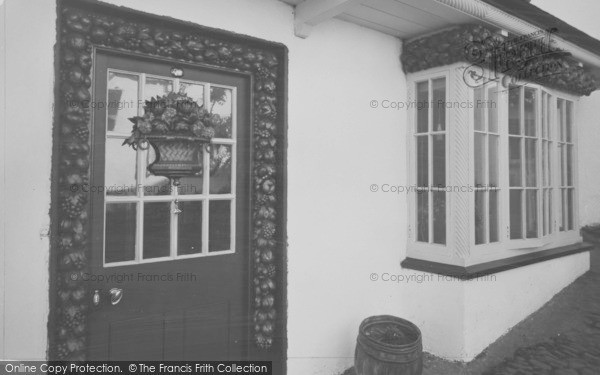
[415, 78, 446, 245]
[104, 69, 236, 265]
[541, 92, 553, 236]
[474, 85, 499, 245]
[508, 86, 542, 240]
[557, 98, 575, 232]
[411, 71, 579, 256]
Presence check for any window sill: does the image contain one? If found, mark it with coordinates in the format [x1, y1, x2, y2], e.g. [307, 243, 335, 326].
[401, 242, 593, 279]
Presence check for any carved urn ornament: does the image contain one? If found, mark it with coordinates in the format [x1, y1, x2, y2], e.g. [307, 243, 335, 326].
[123, 91, 216, 183]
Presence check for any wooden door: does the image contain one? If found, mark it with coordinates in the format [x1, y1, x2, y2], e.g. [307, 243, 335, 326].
[87, 51, 251, 360]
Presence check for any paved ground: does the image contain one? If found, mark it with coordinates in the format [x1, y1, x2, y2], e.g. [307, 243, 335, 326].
[477, 271, 600, 375]
[343, 243, 600, 375]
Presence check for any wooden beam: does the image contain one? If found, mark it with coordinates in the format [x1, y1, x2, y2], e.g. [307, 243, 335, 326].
[294, 0, 362, 38]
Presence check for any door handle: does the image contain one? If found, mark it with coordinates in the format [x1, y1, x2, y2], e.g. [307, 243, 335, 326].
[109, 288, 123, 305]
[92, 288, 123, 307]
[93, 289, 101, 306]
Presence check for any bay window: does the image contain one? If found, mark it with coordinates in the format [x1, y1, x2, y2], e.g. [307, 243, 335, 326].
[406, 64, 582, 269]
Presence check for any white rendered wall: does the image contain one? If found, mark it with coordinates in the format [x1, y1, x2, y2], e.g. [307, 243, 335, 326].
[0, 0, 595, 373]
[1, 0, 55, 360]
[463, 252, 590, 360]
[0, 0, 6, 360]
[577, 91, 600, 226]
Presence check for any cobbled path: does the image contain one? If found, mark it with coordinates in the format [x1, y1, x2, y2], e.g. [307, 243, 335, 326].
[482, 271, 600, 375]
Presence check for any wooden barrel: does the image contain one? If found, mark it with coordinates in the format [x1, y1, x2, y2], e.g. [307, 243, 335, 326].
[355, 315, 423, 375]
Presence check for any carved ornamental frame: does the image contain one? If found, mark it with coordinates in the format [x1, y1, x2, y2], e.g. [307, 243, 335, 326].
[50, 0, 287, 360]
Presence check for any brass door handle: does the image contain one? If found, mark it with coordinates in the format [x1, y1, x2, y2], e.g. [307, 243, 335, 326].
[92, 288, 123, 306]
[109, 288, 123, 305]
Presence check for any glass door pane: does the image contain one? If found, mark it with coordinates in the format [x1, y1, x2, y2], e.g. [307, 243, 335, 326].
[178, 201, 203, 255]
[105, 203, 137, 263]
[416, 82, 428, 133]
[107, 72, 139, 134]
[209, 200, 232, 252]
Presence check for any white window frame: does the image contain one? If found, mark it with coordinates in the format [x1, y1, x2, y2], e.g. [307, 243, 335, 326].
[406, 63, 582, 266]
[406, 68, 453, 263]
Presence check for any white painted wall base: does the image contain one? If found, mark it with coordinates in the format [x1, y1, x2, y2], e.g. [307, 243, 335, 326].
[288, 251, 590, 374]
[463, 251, 590, 360]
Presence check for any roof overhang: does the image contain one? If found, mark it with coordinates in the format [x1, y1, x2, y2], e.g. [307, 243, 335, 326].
[284, 0, 600, 74]
[286, 0, 474, 38]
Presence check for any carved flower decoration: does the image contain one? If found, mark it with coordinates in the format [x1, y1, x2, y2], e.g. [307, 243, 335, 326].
[123, 91, 218, 149]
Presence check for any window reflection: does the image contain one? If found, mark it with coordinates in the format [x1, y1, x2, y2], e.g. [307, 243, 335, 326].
[107, 72, 139, 134]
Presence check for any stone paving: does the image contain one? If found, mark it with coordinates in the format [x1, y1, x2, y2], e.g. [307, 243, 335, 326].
[481, 270, 600, 375]
[482, 335, 600, 375]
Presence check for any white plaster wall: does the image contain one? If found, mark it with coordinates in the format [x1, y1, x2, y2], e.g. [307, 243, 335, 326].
[0, 0, 6, 360]
[1, 0, 55, 360]
[0, 0, 595, 373]
[577, 91, 600, 226]
[396, 272, 467, 359]
[463, 252, 590, 360]
[282, 21, 408, 375]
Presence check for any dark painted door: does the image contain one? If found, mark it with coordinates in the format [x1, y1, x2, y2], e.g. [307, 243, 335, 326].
[88, 52, 251, 360]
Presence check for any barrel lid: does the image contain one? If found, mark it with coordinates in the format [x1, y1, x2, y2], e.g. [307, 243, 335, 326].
[359, 315, 421, 348]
